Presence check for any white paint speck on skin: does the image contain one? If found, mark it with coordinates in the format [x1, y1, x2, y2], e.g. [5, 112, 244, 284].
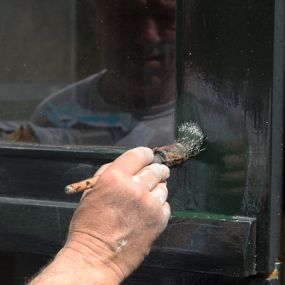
[116, 240, 128, 253]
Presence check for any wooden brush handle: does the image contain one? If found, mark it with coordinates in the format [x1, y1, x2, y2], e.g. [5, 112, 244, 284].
[65, 142, 190, 195]
[65, 175, 100, 194]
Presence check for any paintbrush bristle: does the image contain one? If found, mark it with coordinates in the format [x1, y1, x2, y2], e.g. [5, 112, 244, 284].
[177, 121, 205, 159]
[152, 121, 205, 166]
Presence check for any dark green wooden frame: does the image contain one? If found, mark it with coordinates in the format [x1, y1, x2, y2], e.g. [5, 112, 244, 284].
[0, 144, 256, 277]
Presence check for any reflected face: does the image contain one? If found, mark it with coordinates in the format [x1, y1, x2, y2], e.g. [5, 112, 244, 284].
[100, 0, 176, 92]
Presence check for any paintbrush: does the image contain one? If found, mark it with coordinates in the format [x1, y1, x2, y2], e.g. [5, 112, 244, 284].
[65, 121, 205, 194]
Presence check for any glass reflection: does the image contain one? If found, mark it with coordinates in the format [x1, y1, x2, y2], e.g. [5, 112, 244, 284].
[0, 0, 176, 147]
[174, 0, 272, 215]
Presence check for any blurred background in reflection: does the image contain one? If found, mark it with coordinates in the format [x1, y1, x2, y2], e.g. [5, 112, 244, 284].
[0, 0, 176, 147]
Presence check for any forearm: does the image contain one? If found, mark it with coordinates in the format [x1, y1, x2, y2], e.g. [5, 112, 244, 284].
[27, 248, 120, 285]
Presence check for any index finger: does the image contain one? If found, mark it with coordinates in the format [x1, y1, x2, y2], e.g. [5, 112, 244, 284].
[108, 147, 154, 175]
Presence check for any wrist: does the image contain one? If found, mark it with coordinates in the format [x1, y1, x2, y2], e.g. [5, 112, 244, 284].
[61, 247, 122, 285]
[29, 247, 121, 285]
[62, 232, 125, 284]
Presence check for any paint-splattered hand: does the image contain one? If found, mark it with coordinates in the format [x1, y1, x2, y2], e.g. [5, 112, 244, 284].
[64, 147, 171, 284]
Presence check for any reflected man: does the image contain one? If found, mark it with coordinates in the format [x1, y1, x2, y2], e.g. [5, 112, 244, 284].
[17, 0, 176, 147]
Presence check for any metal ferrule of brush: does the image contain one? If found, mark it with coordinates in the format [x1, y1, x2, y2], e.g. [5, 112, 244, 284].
[152, 143, 188, 167]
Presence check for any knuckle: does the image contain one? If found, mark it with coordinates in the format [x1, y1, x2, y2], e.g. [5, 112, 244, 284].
[160, 183, 169, 195]
[139, 164, 169, 183]
[131, 175, 148, 192]
[163, 202, 171, 217]
[144, 195, 160, 213]
[150, 187, 167, 206]
[161, 203, 171, 226]
[100, 168, 124, 185]
[95, 162, 112, 176]
[151, 164, 170, 180]
[127, 147, 154, 161]
[131, 184, 145, 199]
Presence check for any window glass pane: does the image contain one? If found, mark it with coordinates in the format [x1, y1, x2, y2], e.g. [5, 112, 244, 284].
[0, 0, 176, 148]
[177, 0, 273, 216]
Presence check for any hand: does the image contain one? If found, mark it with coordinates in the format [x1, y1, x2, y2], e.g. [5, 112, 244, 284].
[6, 125, 38, 143]
[28, 147, 171, 285]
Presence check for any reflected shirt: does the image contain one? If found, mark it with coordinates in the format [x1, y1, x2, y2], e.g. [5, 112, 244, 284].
[30, 70, 175, 147]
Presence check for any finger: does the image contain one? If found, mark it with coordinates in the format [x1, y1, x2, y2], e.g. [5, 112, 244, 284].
[109, 147, 154, 175]
[79, 163, 113, 198]
[94, 163, 112, 176]
[80, 187, 91, 200]
[160, 202, 171, 230]
[132, 163, 170, 191]
[65, 163, 113, 194]
[150, 183, 168, 206]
